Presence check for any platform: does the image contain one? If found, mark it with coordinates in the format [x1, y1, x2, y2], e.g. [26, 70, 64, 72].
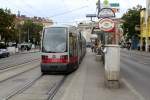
[54, 49, 142, 100]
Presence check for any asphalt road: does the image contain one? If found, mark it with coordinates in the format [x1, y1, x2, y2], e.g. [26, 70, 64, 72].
[121, 49, 150, 100]
[0, 52, 40, 68]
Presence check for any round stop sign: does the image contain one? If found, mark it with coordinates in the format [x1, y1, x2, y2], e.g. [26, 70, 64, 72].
[99, 18, 115, 32]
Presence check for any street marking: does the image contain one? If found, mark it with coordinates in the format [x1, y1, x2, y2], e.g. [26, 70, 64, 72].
[122, 79, 145, 100]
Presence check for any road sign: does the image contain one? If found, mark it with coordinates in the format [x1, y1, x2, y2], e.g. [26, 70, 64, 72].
[99, 18, 115, 32]
[98, 8, 115, 18]
[110, 3, 120, 7]
[86, 14, 97, 17]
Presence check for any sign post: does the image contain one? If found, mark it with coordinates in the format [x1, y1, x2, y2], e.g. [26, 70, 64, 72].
[97, 6, 120, 88]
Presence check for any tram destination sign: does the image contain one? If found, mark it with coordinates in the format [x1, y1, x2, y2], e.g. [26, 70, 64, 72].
[98, 8, 115, 18]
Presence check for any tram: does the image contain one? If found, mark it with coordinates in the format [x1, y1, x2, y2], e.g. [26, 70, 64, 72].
[41, 25, 86, 74]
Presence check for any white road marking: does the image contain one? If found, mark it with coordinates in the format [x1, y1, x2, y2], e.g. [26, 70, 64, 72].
[122, 78, 145, 100]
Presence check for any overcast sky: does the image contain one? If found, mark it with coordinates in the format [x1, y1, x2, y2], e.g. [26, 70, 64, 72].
[0, 0, 146, 24]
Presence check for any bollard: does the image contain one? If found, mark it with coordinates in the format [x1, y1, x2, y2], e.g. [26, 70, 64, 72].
[104, 45, 120, 88]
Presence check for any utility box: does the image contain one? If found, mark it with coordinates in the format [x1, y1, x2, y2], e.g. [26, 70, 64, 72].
[104, 44, 120, 88]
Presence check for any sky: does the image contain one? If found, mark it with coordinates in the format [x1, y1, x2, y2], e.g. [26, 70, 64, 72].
[0, 0, 146, 25]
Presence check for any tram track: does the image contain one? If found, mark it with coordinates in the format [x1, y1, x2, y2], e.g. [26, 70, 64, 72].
[2, 74, 42, 100]
[0, 65, 40, 83]
[0, 50, 40, 63]
[47, 76, 66, 100]
[0, 58, 40, 71]
[7, 75, 67, 100]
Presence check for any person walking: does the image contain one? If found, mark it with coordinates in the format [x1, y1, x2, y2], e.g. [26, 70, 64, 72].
[91, 43, 94, 52]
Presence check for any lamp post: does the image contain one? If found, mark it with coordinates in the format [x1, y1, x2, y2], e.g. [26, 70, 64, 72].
[98, 0, 101, 15]
[28, 27, 30, 43]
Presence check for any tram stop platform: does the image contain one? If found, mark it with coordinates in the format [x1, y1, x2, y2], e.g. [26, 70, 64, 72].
[54, 49, 142, 100]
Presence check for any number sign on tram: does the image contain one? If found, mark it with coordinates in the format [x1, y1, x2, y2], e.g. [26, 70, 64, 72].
[99, 18, 115, 32]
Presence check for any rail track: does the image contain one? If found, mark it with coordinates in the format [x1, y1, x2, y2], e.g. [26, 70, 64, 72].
[47, 76, 66, 100]
[0, 58, 40, 71]
[1, 74, 42, 100]
[0, 51, 40, 64]
[0, 65, 40, 83]
[1, 75, 66, 100]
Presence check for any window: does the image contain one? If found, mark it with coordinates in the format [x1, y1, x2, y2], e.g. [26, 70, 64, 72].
[42, 27, 67, 53]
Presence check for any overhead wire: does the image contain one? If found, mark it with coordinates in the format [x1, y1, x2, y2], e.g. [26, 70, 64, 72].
[4, 0, 96, 24]
[49, 5, 88, 18]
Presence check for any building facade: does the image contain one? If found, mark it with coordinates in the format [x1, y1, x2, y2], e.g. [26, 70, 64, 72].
[16, 15, 53, 27]
[140, 8, 150, 51]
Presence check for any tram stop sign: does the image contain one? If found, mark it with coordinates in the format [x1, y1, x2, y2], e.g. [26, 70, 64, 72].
[99, 18, 115, 32]
[98, 8, 115, 18]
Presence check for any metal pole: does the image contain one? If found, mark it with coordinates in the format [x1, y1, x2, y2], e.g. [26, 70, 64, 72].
[19, 28, 21, 43]
[146, 37, 148, 52]
[99, 0, 101, 10]
[0, 35, 1, 41]
[97, 0, 101, 17]
[28, 28, 29, 43]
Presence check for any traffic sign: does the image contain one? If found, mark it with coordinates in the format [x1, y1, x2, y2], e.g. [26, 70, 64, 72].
[110, 3, 120, 7]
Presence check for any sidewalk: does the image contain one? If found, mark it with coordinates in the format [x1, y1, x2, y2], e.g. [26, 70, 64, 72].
[54, 49, 143, 100]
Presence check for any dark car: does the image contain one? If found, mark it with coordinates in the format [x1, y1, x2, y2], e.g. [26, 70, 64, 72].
[0, 49, 10, 58]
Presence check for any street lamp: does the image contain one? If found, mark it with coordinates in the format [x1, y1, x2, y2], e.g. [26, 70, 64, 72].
[28, 27, 30, 43]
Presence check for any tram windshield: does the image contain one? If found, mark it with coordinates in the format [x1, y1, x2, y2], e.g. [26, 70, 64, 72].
[42, 27, 67, 53]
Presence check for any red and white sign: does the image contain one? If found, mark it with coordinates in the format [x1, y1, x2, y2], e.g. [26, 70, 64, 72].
[99, 18, 115, 32]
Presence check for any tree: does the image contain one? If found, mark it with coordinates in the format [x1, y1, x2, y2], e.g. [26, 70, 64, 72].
[21, 20, 43, 44]
[0, 8, 16, 43]
[121, 5, 142, 41]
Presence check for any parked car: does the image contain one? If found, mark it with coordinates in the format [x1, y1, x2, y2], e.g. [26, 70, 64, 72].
[0, 49, 10, 58]
[20, 43, 32, 51]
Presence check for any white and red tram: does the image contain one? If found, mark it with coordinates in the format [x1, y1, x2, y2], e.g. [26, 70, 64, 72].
[41, 25, 86, 74]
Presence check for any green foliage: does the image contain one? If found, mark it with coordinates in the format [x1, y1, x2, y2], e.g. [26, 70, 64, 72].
[0, 8, 43, 45]
[0, 8, 16, 43]
[121, 5, 142, 41]
[21, 20, 43, 44]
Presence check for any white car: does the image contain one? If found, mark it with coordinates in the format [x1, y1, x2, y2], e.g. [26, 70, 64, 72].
[0, 49, 10, 58]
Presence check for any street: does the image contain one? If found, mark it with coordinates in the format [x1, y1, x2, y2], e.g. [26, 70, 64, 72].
[121, 49, 150, 100]
[0, 0, 149, 100]
[0, 52, 65, 100]
[0, 49, 148, 100]
[0, 52, 40, 70]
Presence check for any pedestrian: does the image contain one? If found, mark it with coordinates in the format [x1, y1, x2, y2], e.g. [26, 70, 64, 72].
[127, 41, 131, 50]
[91, 43, 94, 52]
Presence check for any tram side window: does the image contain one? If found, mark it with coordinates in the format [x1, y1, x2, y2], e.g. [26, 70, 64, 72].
[69, 33, 77, 57]
[69, 33, 73, 57]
